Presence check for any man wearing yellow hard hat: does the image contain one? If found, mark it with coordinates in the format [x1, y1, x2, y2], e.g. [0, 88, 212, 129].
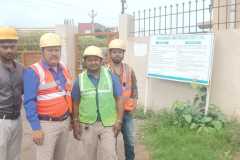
[72, 45, 124, 160]
[108, 39, 138, 160]
[23, 33, 73, 160]
[0, 27, 24, 160]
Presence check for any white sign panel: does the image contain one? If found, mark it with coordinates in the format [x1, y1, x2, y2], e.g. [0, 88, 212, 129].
[134, 43, 147, 56]
[148, 34, 214, 85]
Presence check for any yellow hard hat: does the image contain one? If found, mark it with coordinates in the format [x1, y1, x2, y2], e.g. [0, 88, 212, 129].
[83, 46, 103, 58]
[108, 39, 125, 50]
[40, 33, 61, 48]
[0, 27, 18, 40]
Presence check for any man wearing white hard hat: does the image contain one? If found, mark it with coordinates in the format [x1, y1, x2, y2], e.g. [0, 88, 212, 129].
[23, 33, 73, 160]
[108, 39, 138, 160]
[72, 45, 124, 160]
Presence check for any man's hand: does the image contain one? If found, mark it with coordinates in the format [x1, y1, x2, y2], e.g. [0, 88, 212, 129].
[73, 122, 82, 140]
[112, 120, 122, 137]
[124, 98, 138, 112]
[32, 130, 44, 145]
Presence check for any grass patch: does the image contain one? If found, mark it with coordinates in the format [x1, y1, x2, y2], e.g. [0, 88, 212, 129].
[136, 108, 240, 160]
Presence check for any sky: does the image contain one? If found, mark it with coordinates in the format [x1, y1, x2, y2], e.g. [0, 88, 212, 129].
[0, 0, 204, 28]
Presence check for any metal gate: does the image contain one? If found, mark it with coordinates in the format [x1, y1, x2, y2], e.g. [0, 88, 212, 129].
[17, 29, 52, 66]
[75, 32, 118, 76]
[20, 51, 41, 66]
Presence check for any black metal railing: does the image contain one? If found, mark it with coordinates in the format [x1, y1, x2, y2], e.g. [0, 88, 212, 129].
[132, 0, 240, 36]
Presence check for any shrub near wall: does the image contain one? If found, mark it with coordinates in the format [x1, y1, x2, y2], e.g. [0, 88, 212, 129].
[135, 84, 240, 160]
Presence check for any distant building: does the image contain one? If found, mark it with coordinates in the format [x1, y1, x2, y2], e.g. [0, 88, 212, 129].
[78, 23, 107, 33]
[78, 23, 92, 33]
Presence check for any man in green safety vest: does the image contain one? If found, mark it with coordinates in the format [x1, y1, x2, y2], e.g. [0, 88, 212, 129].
[72, 45, 124, 160]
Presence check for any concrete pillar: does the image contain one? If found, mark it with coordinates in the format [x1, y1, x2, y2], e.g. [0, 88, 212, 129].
[56, 24, 77, 77]
[118, 14, 135, 65]
[118, 14, 135, 40]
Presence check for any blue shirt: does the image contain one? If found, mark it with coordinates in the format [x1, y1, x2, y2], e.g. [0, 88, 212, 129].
[23, 60, 67, 131]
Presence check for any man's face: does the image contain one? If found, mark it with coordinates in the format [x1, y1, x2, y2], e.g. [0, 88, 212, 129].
[0, 40, 17, 62]
[109, 48, 124, 64]
[42, 46, 61, 67]
[85, 55, 102, 72]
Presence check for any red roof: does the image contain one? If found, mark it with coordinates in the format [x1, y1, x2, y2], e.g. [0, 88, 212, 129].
[78, 23, 93, 32]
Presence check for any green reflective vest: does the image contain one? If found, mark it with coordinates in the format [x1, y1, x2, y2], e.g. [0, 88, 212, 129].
[79, 67, 117, 126]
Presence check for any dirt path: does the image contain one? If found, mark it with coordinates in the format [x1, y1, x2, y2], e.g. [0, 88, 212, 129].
[134, 120, 150, 160]
[233, 152, 240, 160]
[21, 116, 150, 160]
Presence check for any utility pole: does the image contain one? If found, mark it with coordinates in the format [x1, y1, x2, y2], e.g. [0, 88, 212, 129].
[121, 0, 127, 14]
[88, 9, 97, 33]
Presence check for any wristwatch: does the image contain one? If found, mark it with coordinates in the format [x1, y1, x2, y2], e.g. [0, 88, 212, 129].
[117, 119, 122, 124]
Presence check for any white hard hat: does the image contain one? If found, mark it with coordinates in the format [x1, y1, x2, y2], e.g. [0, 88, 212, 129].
[83, 45, 103, 58]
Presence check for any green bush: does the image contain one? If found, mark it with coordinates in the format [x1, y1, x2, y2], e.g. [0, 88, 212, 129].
[135, 84, 240, 159]
[172, 101, 225, 132]
[140, 111, 240, 160]
[171, 84, 225, 132]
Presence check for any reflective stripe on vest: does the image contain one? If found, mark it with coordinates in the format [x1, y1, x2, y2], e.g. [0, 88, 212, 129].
[79, 67, 117, 126]
[37, 91, 66, 100]
[38, 82, 58, 90]
[31, 61, 73, 117]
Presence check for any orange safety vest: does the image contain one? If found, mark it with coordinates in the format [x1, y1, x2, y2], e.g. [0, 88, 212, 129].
[31, 61, 73, 117]
[109, 63, 136, 112]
